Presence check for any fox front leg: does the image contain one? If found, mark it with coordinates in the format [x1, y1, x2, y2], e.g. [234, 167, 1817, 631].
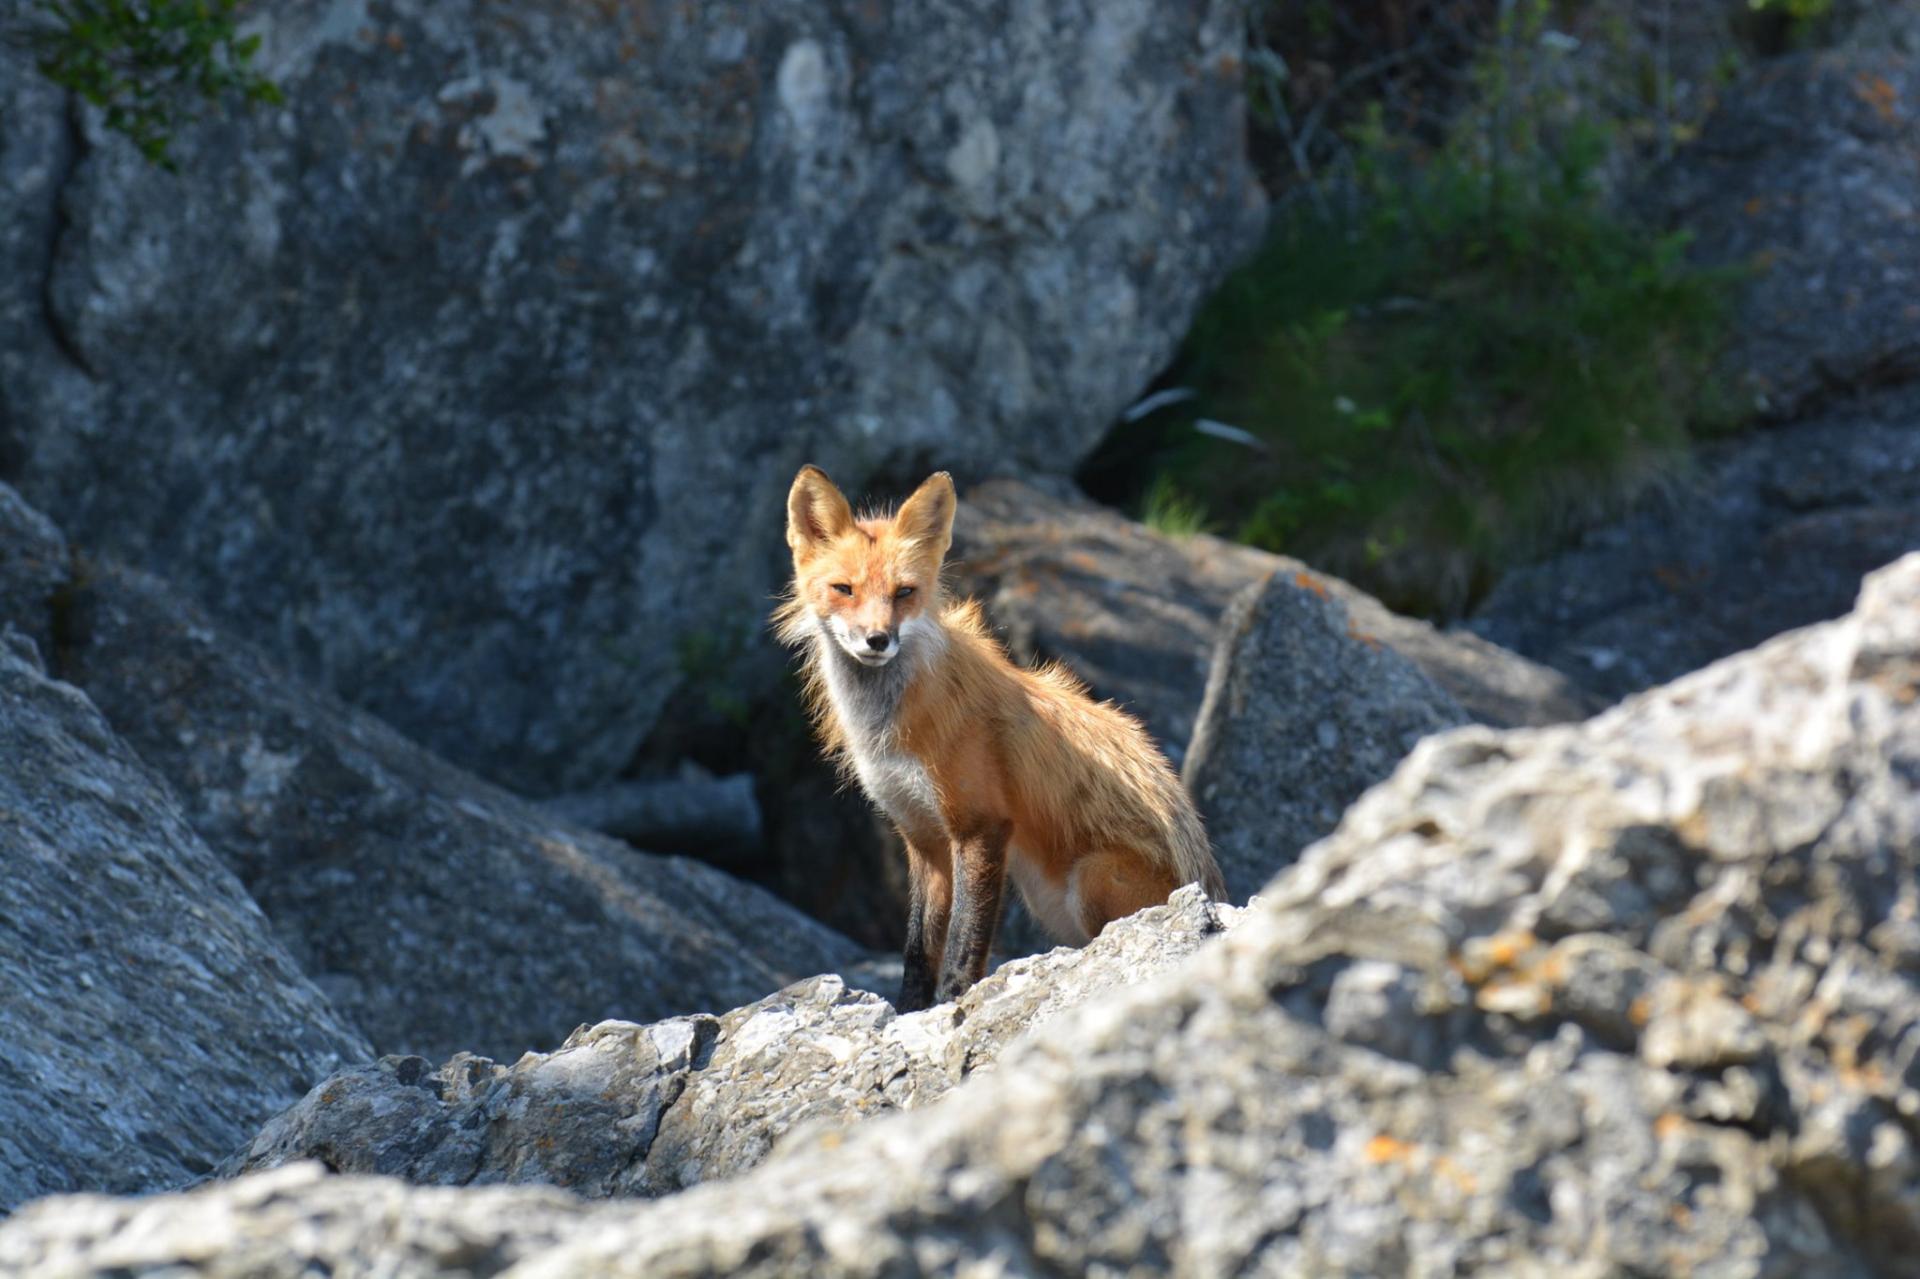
[935, 819, 1012, 1005]
[898, 840, 952, 1014]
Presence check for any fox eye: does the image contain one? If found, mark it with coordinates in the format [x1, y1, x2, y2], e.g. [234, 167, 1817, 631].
[894, 585, 916, 600]
[831, 583, 853, 596]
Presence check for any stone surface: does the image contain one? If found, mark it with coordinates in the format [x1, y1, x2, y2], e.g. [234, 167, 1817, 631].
[12, 548, 1915, 1275]
[0, 480, 68, 660]
[60, 555, 867, 1063]
[537, 768, 764, 870]
[951, 478, 1594, 764]
[1182, 572, 1471, 900]
[960, 477, 1591, 950]
[0, 635, 369, 1212]
[1471, 386, 1920, 702]
[224, 888, 1231, 1198]
[1650, 47, 1920, 419]
[0, 0, 1263, 796]
[0, 1164, 594, 1277]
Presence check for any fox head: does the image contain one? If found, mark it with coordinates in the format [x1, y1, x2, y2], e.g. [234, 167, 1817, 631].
[779, 465, 956, 669]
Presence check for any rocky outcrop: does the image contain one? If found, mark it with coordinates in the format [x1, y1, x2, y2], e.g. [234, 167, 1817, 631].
[72, 558, 866, 1062]
[1183, 572, 1471, 899]
[10, 552, 1914, 1274]
[0, 482, 68, 661]
[0, 0, 1263, 796]
[1468, 46, 1920, 706]
[958, 478, 1591, 949]
[952, 479, 1592, 764]
[223, 888, 1231, 1198]
[1471, 384, 1920, 702]
[0, 633, 369, 1212]
[1651, 47, 1920, 419]
[1, 482, 864, 1062]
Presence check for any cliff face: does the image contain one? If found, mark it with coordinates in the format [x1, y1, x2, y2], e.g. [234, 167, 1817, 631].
[0, 0, 1263, 796]
[0, 632, 368, 1212]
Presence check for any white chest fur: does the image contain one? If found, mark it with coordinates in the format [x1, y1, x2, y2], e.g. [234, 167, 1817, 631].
[848, 741, 945, 837]
[816, 626, 948, 842]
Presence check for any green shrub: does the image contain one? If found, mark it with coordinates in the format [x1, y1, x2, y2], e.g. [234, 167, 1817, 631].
[1132, 12, 1737, 617]
[25, 0, 281, 170]
[1139, 476, 1212, 540]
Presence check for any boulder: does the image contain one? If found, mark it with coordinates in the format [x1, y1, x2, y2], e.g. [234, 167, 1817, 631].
[954, 479, 1590, 949]
[1470, 385, 1920, 702]
[224, 888, 1231, 1198]
[62, 557, 868, 1062]
[0, 633, 369, 1212]
[11, 550, 1915, 1274]
[1650, 47, 1920, 419]
[952, 479, 1593, 765]
[0, 481, 68, 660]
[2, 481, 864, 1062]
[1182, 572, 1472, 899]
[0, 0, 1263, 795]
[0, 1165, 594, 1277]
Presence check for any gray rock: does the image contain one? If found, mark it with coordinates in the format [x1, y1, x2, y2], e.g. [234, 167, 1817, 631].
[1470, 385, 1920, 702]
[0, 0, 1263, 795]
[60, 555, 867, 1062]
[953, 478, 1591, 953]
[9, 553, 1917, 1276]
[224, 888, 1233, 1198]
[0, 636, 369, 1212]
[952, 478, 1593, 766]
[0, 481, 68, 660]
[537, 769, 764, 869]
[0, 1164, 595, 1277]
[1650, 47, 1920, 419]
[1182, 572, 1473, 900]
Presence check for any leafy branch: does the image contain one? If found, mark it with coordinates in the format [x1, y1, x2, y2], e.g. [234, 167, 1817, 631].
[24, 0, 282, 170]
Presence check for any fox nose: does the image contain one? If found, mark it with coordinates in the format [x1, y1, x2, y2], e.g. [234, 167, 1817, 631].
[865, 631, 892, 653]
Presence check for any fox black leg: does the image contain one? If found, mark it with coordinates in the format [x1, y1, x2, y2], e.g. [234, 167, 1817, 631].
[898, 840, 951, 1014]
[935, 819, 1012, 1005]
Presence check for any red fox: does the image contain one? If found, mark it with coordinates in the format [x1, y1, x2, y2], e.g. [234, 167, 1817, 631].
[775, 465, 1224, 1011]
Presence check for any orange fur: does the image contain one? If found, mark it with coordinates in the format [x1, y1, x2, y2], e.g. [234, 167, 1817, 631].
[774, 465, 1222, 1003]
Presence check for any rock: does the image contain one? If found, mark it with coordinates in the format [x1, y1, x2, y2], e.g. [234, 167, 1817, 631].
[0, 480, 864, 1062]
[60, 555, 868, 1062]
[0, 0, 1263, 795]
[224, 888, 1232, 1198]
[0, 635, 369, 1212]
[1650, 47, 1920, 419]
[538, 768, 764, 869]
[952, 478, 1593, 765]
[954, 478, 1590, 952]
[0, 1164, 595, 1278]
[10, 554, 1916, 1275]
[1182, 572, 1472, 900]
[1470, 385, 1920, 702]
[0, 481, 68, 660]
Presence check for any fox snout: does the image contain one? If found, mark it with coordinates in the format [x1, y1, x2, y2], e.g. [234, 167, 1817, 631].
[833, 615, 897, 666]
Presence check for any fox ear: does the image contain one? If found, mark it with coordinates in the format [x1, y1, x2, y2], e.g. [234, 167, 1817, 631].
[787, 465, 855, 554]
[896, 471, 956, 562]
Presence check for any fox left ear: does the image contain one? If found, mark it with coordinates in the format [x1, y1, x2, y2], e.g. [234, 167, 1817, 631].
[896, 471, 957, 562]
[788, 464, 856, 555]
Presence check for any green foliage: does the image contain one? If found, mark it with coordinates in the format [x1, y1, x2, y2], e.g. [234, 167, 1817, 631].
[1133, 5, 1737, 617]
[1748, 0, 1834, 19]
[27, 0, 281, 170]
[1139, 476, 1212, 540]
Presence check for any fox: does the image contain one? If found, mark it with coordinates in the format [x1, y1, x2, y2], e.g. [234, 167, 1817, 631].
[774, 464, 1225, 1011]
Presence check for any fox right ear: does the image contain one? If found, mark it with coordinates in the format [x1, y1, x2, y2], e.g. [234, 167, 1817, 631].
[787, 465, 855, 554]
